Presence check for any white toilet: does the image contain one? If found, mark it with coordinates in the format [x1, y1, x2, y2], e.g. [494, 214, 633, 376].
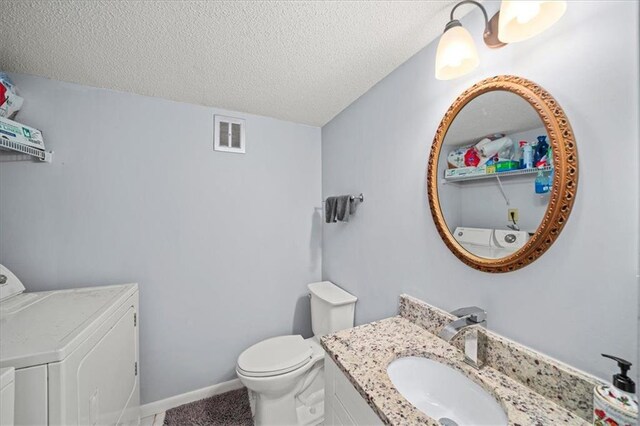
[236, 281, 357, 426]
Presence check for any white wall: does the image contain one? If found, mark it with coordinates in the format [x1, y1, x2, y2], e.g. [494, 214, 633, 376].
[0, 73, 322, 403]
[322, 0, 639, 382]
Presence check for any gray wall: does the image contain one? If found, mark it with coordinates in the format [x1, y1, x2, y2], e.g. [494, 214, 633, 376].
[0, 73, 322, 403]
[322, 0, 639, 382]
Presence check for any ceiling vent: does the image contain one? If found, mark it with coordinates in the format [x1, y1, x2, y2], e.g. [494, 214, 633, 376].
[214, 115, 245, 153]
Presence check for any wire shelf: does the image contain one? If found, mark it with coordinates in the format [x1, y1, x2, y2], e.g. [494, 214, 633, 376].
[444, 166, 552, 183]
[0, 138, 53, 162]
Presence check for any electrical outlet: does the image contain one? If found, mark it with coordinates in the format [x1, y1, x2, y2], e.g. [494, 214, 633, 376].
[508, 208, 519, 223]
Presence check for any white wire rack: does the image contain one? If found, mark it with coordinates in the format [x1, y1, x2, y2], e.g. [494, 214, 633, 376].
[0, 138, 53, 162]
[443, 166, 553, 205]
[443, 166, 552, 183]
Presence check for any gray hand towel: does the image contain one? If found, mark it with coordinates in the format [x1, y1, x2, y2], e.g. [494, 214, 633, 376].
[335, 195, 351, 222]
[325, 196, 338, 223]
[349, 197, 360, 215]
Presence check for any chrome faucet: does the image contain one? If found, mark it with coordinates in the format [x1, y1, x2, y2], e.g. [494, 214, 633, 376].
[438, 306, 487, 369]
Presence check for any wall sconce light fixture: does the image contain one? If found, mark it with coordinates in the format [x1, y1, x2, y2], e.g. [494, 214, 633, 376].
[435, 0, 567, 80]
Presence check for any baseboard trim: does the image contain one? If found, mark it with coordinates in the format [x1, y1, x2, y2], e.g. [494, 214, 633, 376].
[140, 378, 243, 418]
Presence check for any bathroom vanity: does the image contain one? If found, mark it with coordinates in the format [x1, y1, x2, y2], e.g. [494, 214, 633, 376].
[321, 295, 601, 425]
[324, 355, 383, 425]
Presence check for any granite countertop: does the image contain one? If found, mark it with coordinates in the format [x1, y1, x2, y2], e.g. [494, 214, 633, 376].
[321, 316, 589, 426]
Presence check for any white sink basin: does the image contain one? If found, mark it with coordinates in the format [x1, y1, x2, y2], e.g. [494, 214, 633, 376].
[387, 357, 508, 426]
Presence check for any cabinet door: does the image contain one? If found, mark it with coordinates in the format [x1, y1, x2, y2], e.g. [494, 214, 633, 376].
[324, 356, 383, 426]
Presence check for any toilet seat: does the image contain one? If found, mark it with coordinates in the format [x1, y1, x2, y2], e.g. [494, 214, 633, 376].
[237, 335, 312, 378]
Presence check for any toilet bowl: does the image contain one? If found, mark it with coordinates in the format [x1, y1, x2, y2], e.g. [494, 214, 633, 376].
[236, 336, 325, 425]
[236, 281, 357, 426]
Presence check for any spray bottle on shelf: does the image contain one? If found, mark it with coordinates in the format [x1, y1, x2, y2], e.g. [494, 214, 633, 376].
[522, 142, 533, 169]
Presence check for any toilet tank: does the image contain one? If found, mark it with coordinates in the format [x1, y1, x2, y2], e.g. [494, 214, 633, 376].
[308, 281, 357, 337]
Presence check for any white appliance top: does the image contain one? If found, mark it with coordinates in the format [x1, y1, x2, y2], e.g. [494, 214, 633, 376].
[493, 229, 529, 250]
[237, 335, 312, 377]
[0, 264, 26, 302]
[0, 283, 138, 369]
[307, 281, 357, 306]
[453, 227, 493, 247]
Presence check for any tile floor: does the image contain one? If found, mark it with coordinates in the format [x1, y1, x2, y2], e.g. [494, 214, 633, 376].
[140, 412, 165, 426]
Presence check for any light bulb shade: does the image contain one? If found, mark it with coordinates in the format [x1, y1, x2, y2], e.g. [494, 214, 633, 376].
[435, 24, 479, 80]
[498, 1, 567, 43]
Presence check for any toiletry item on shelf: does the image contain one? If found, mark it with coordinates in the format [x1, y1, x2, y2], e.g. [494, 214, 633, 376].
[512, 140, 522, 164]
[536, 152, 549, 168]
[522, 143, 533, 169]
[0, 116, 45, 150]
[476, 136, 513, 164]
[447, 143, 473, 168]
[496, 160, 519, 172]
[535, 170, 550, 194]
[464, 146, 480, 167]
[518, 141, 527, 168]
[0, 72, 23, 119]
[594, 354, 637, 426]
[547, 145, 553, 168]
[534, 135, 549, 167]
[444, 165, 487, 178]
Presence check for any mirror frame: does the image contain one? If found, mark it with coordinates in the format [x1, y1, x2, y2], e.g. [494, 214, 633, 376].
[427, 75, 578, 273]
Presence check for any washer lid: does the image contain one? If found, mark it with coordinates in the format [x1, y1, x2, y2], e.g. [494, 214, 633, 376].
[1, 283, 138, 369]
[237, 335, 312, 377]
[453, 227, 493, 247]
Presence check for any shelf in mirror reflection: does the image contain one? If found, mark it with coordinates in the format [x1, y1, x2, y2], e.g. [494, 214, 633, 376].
[443, 166, 553, 183]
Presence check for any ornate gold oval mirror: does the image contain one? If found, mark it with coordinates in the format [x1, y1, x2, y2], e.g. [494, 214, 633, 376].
[427, 75, 578, 272]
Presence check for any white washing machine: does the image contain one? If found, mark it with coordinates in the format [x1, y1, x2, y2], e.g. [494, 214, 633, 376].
[0, 265, 140, 426]
[0, 367, 15, 426]
[453, 227, 529, 258]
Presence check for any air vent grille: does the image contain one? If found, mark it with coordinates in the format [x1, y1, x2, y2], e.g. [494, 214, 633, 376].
[214, 115, 245, 153]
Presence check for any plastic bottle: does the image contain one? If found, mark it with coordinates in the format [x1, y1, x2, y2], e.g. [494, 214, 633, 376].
[513, 141, 522, 165]
[518, 141, 527, 168]
[535, 136, 549, 167]
[594, 354, 638, 425]
[535, 170, 550, 194]
[522, 143, 533, 169]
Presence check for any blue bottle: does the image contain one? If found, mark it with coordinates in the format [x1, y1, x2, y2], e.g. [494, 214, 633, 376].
[535, 170, 550, 194]
[534, 136, 549, 167]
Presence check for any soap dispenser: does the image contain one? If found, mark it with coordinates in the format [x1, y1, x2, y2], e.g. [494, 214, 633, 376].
[594, 354, 638, 425]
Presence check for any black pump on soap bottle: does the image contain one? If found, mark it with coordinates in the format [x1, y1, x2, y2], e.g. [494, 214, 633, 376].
[593, 354, 638, 424]
[602, 354, 636, 394]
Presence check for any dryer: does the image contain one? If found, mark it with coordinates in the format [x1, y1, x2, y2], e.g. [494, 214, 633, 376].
[0, 265, 140, 425]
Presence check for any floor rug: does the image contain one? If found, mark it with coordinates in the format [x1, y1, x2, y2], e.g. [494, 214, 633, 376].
[164, 387, 253, 425]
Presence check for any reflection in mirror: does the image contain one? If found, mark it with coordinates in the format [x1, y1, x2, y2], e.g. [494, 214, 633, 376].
[437, 91, 552, 260]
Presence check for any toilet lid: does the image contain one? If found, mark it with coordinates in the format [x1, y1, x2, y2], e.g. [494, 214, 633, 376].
[237, 335, 312, 377]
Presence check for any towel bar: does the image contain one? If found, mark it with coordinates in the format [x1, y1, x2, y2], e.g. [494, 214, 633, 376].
[323, 193, 364, 203]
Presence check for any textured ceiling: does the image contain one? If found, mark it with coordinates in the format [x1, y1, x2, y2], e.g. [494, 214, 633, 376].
[445, 91, 543, 146]
[1, 0, 461, 126]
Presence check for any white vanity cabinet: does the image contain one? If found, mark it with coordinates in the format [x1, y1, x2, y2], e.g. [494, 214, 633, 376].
[324, 356, 384, 426]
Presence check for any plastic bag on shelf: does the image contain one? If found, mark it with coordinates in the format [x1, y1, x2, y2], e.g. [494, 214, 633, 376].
[0, 72, 24, 119]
